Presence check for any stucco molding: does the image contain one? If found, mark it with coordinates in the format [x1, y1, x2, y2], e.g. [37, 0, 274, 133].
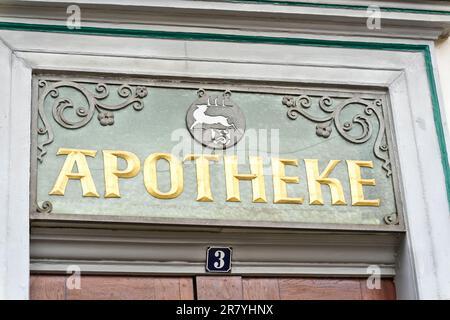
[0, 14, 448, 299]
[0, 40, 31, 300]
[1, 0, 450, 40]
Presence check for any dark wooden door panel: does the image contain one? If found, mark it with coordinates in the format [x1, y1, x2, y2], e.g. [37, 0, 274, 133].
[30, 275, 194, 300]
[242, 278, 281, 300]
[360, 278, 396, 300]
[196, 277, 396, 300]
[66, 276, 193, 300]
[30, 275, 396, 300]
[30, 275, 66, 300]
[278, 278, 363, 300]
[196, 276, 243, 300]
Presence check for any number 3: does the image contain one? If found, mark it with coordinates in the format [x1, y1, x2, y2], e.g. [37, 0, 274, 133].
[214, 250, 225, 269]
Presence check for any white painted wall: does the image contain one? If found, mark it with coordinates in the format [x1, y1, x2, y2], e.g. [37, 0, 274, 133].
[0, 0, 449, 300]
[0, 41, 31, 300]
[436, 37, 450, 139]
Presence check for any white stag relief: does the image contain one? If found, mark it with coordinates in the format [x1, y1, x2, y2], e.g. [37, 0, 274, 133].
[190, 96, 237, 130]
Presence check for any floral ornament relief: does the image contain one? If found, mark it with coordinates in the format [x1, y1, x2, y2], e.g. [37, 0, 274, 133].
[281, 95, 392, 177]
[35, 80, 148, 214]
[282, 95, 396, 225]
[98, 111, 115, 126]
[37, 80, 148, 162]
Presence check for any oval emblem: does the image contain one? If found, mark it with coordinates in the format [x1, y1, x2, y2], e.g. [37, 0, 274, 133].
[186, 89, 246, 149]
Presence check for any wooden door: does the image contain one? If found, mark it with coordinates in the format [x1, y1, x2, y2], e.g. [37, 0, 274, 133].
[196, 276, 395, 300]
[30, 275, 194, 300]
[30, 275, 395, 300]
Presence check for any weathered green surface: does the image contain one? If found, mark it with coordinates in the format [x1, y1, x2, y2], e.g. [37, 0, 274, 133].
[36, 80, 397, 225]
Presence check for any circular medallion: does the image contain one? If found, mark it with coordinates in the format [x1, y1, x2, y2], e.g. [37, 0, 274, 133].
[186, 89, 246, 149]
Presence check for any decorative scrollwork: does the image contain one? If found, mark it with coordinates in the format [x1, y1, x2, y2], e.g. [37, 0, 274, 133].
[37, 80, 148, 162]
[36, 200, 53, 213]
[282, 95, 391, 177]
[384, 212, 399, 225]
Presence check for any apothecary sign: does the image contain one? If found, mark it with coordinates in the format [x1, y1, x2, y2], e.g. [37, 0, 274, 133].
[31, 76, 401, 229]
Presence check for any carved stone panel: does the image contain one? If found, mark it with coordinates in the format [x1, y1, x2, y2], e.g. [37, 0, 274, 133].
[32, 76, 401, 229]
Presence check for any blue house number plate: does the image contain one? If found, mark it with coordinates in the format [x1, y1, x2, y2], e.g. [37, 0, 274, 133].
[206, 247, 232, 273]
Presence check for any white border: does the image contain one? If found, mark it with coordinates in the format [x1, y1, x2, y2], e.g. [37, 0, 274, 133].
[0, 16, 448, 299]
[0, 41, 31, 300]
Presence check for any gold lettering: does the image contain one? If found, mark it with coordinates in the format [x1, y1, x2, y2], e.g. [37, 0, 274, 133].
[49, 148, 99, 197]
[224, 156, 267, 202]
[271, 158, 303, 204]
[346, 160, 380, 206]
[184, 154, 219, 202]
[144, 153, 183, 199]
[103, 150, 140, 198]
[304, 159, 346, 205]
